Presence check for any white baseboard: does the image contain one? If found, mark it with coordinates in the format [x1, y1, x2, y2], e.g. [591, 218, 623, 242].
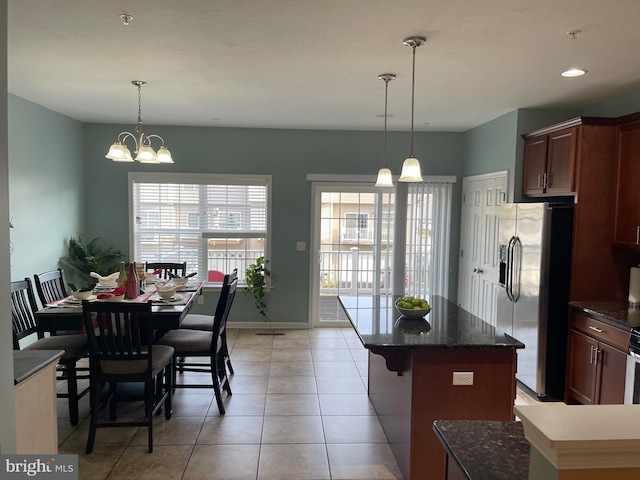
[226, 321, 311, 330]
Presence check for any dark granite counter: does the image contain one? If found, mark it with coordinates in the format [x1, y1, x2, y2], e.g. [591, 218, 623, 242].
[339, 294, 524, 350]
[569, 301, 640, 330]
[433, 420, 530, 480]
[14, 350, 64, 384]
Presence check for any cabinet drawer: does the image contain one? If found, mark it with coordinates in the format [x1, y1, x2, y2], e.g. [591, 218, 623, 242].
[570, 311, 630, 352]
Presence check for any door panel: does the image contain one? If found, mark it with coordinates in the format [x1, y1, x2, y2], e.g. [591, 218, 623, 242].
[458, 172, 507, 326]
[311, 186, 394, 327]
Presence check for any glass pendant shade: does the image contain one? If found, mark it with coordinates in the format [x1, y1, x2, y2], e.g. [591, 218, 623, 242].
[136, 145, 159, 163]
[105, 142, 134, 162]
[375, 167, 394, 187]
[398, 155, 423, 182]
[156, 146, 174, 164]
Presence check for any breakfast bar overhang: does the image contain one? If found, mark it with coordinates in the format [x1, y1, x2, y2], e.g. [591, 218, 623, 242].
[339, 295, 524, 480]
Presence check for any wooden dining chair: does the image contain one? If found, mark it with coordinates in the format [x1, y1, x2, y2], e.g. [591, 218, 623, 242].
[158, 271, 237, 414]
[34, 268, 79, 335]
[179, 269, 237, 375]
[145, 262, 187, 279]
[81, 300, 174, 454]
[11, 278, 89, 426]
[34, 268, 70, 306]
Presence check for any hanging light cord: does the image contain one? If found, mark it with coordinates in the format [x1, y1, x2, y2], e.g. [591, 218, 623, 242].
[409, 42, 416, 156]
[383, 77, 389, 167]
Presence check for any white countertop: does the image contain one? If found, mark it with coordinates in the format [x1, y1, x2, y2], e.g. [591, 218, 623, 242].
[515, 404, 640, 469]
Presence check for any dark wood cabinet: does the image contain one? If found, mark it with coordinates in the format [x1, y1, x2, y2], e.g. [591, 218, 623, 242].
[565, 310, 629, 405]
[522, 126, 576, 196]
[613, 121, 640, 249]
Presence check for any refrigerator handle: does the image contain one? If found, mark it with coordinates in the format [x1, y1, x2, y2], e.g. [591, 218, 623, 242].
[510, 236, 521, 302]
[505, 236, 515, 302]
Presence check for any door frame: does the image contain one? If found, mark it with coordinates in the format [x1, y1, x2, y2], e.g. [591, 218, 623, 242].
[309, 181, 392, 328]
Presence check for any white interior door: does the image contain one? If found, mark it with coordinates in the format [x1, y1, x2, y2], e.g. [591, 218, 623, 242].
[457, 171, 507, 325]
[309, 184, 394, 327]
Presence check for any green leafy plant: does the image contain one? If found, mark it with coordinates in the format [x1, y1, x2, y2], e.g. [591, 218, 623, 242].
[244, 256, 271, 318]
[59, 234, 124, 290]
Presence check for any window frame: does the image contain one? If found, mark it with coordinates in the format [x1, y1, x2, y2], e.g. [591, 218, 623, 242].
[128, 172, 272, 287]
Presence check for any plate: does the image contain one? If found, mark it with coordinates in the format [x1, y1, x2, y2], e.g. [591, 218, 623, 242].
[67, 295, 97, 303]
[155, 293, 183, 302]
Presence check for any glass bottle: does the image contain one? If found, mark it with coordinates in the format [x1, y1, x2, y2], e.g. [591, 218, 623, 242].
[117, 261, 127, 287]
[126, 262, 139, 299]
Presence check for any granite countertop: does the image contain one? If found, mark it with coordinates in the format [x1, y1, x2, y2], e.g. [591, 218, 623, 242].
[569, 301, 640, 329]
[339, 295, 524, 350]
[14, 350, 64, 385]
[433, 420, 529, 480]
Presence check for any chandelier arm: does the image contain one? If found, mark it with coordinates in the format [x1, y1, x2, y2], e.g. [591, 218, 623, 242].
[145, 134, 166, 147]
[117, 131, 140, 150]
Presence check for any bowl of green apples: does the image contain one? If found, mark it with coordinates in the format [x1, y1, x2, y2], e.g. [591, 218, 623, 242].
[395, 296, 431, 319]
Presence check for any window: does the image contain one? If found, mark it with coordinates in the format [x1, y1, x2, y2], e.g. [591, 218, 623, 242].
[130, 173, 271, 285]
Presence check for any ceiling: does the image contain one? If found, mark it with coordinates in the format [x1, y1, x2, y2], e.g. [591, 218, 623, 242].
[8, 0, 640, 132]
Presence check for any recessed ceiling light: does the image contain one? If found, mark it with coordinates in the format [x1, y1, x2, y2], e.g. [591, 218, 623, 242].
[561, 68, 587, 77]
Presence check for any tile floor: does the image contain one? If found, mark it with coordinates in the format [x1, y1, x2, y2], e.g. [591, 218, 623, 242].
[56, 327, 548, 480]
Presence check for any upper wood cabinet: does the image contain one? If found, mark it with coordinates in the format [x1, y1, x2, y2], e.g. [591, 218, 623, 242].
[613, 120, 640, 249]
[522, 126, 577, 196]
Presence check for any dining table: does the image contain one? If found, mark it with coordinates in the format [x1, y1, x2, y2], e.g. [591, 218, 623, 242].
[34, 280, 204, 337]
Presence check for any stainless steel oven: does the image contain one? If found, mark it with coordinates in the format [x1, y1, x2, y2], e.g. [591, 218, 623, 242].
[624, 328, 640, 404]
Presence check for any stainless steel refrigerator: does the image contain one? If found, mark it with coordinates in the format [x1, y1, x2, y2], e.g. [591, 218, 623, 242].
[497, 202, 573, 400]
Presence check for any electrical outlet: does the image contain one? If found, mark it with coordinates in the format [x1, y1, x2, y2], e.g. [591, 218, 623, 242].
[452, 372, 474, 386]
[197, 296, 204, 305]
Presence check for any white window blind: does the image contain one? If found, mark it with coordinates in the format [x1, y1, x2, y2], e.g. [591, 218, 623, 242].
[130, 173, 271, 284]
[405, 181, 453, 298]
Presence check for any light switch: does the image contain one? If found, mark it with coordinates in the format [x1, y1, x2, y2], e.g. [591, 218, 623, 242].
[296, 242, 306, 251]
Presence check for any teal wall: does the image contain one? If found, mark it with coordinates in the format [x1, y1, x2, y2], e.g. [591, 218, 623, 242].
[8, 94, 84, 285]
[10, 87, 640, 323]
[83, 124, 465, 321]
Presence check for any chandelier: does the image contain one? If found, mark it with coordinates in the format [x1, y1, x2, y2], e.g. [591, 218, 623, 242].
[105, 81, 173, 164]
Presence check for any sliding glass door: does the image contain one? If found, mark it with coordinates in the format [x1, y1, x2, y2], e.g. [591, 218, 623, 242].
[310, 185, 394, 326]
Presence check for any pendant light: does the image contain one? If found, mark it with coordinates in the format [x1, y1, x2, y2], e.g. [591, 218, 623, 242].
[375, 73, 396, 187]
[398, 36, 426, 183]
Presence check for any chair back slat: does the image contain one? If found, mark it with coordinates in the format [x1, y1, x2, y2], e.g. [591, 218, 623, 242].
[10, 278, 41, 348]
[145, 262, 187, 279]
[34, 269, 70, 306]
[212, 270, 238, 353]
[82, 301, 153, 373]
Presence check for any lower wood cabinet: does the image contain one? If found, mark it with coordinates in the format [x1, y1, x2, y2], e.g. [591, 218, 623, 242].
[565, 310, 628, 405]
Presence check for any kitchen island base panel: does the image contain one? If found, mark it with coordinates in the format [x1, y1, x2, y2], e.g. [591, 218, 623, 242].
[369, 348, 517, 480]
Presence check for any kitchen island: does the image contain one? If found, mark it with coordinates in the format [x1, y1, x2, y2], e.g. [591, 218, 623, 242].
[339, 295, 524, 480]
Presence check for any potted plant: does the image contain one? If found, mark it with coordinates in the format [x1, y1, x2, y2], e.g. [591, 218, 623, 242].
[244, 256, 271, 318]
[59, 234, 124, 290]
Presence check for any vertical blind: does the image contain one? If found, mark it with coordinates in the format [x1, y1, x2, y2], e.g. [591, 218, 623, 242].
[405, 181, 453, 298]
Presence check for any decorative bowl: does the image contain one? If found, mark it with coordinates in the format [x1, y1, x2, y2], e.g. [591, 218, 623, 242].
[156, 286, 178, 299]
[71, 290, 93, 301]
[103, 294, 124, 303]
[395, 304, 432, 319]
[145, 273, 158, 283]
[172, 276, 189, 287]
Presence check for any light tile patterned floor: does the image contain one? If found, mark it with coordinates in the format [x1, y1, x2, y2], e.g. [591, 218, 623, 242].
[57, 328, 404, 480]
[57, 327, 555, 479]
